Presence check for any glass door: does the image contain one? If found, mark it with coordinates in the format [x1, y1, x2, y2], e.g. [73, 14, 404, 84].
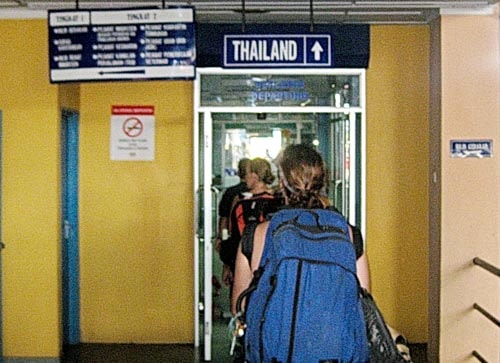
[195, 110, 361, 361]
[330, 111, 363, 224]
[194, 68, 365, 361]
[194, 112, 213, 361]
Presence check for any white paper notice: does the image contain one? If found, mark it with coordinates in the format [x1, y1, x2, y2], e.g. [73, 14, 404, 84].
[110, 105, 155, 161]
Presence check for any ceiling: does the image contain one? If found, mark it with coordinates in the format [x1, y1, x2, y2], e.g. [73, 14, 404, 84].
[0, 0, 498, 24]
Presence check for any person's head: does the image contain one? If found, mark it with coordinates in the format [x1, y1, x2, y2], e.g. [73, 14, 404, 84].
[245, 157, 276, 189]
[277, 144, 329, 209]
[237, 158, 250, 180]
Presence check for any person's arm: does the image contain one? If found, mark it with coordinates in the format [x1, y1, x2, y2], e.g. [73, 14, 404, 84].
[348, 225, 371, 292]
[216, 186, 232, 252]
[356, 251, 371, 292]
[231, 221, 268, 315]
[215, 216, 228, 252]
[231, 244, 253, 315]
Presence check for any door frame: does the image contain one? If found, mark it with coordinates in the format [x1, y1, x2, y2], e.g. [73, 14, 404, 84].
[193, 68, 366, 361]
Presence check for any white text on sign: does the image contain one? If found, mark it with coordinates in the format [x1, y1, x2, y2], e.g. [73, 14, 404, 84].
[231, 40, 298, 62]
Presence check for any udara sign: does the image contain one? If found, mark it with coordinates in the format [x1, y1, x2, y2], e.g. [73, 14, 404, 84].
[450, 140, 493, 158]
[224, 34, 332, 68]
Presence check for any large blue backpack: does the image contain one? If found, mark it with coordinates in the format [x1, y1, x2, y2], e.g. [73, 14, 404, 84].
[240, 208, 369, 363]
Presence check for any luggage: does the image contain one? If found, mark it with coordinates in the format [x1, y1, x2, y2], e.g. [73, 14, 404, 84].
[230, 192, 279, 241]
[238, 208, 369, 363]
[220, 192, 281, 270]
[361, 288, 413, 362]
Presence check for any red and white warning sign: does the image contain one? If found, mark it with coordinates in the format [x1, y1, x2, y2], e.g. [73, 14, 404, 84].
[110, 105, 155, 161]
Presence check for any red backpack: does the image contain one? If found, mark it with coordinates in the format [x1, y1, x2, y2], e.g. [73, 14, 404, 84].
[220, 192, 282, 270]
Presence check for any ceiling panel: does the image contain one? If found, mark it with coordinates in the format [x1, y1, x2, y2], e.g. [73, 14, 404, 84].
[0, 0, 498, 23]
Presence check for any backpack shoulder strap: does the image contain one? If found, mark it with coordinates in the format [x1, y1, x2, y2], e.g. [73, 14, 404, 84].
[241, 222, 259, 265]
[326, 206, 364, 260]
[350, 224, 364, 260]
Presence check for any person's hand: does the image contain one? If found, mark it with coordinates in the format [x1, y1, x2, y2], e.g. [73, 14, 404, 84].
[222, 264, 233, 286]
[215, 237, 222, 252]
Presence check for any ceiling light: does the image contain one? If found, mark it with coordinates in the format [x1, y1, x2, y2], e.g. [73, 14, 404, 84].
[347, 10, 422, 15]
[355, 0, 490, 6]
[0, 1, 22, 6]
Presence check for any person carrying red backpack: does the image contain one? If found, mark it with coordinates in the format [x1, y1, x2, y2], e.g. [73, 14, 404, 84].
[219, 157, 283, 287]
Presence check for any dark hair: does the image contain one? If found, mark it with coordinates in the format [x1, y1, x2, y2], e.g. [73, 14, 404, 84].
[278, 144, 329, 209]
[249, 158, 275, 185]
[237, 158, 250, 178]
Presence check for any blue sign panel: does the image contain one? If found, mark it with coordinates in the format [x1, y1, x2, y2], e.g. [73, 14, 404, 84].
[49, 7, 195, 83]
[223, 34, 332, 68]
[450, 140, 493, 158]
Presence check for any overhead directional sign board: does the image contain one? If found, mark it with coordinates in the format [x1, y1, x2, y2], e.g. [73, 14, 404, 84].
[48, 6, 195, 83]
[223, 34, 332, 68]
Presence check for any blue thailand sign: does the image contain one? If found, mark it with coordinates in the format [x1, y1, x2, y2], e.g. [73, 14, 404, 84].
[450, 140, 493, 158]
[48, 6, 195, 83]
[223, 34, 332, 68]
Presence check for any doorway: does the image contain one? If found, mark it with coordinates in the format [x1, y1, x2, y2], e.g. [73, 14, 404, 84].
[193, 68, 366, 361]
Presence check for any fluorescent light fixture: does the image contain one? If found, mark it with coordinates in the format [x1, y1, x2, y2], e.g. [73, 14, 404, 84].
[0, 8, 47, 18]
[0, 1, 21, 6]
[270, 10, 347, 15]
[440, 5, 495, 14]
[355, 0, 490, 6]
[27, 1, 160, 9]
[347, 10, 422, 15]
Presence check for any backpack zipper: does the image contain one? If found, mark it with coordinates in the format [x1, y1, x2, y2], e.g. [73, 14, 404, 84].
[259, 273, 278, 362]
[286, 260, 303, 363]
[258, 260, 304, 363]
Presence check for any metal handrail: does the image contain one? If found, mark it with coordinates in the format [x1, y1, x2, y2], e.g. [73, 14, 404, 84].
[473, 257, 500, 277]
[471, 257, 499, 362]
[472, 350, 487, 363]
[473, 303, 500, 328]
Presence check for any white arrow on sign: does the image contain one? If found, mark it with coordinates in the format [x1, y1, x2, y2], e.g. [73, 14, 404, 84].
[311, 41, 324, 61]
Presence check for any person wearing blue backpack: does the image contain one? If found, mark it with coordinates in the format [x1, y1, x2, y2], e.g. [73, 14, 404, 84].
[231, 144, 371, 363]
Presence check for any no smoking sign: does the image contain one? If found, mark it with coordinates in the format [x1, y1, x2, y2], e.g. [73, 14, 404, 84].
[123, 117, 144, 138]
[110, 105, 155, 161]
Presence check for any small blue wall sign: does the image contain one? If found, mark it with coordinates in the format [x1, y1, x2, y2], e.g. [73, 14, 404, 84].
[223, 34, 332, 68]
[450, 140, 493, 158]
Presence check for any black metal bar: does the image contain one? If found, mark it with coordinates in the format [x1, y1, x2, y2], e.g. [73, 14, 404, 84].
[241, 0, 246, 33]
[473, 257, 500, 277]
[473, 303, 500, 328]
[309, 0, 314, 32]
[162, 0, 165, 9]
[75, 0, 79, 9]
[472, 350, 488, 363]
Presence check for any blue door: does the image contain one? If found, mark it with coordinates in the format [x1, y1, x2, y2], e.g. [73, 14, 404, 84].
[0, 110, 3, 361]
[61, 109, 80, 345]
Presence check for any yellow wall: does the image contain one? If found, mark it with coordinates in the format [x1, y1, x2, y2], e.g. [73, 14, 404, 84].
[0, 18, 195, 356]
[366, 25, 430, 343]
[0, 20, 61, 357]
[79, 82, 194, 343]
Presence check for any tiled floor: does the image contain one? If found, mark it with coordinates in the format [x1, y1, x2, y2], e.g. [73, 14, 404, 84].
[62, 343, 199, 362]
[62, 340, 428, 362]
[61, 290, 429, 362]
[62, 270, 429, 362]
[61, 320, 233, 362]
